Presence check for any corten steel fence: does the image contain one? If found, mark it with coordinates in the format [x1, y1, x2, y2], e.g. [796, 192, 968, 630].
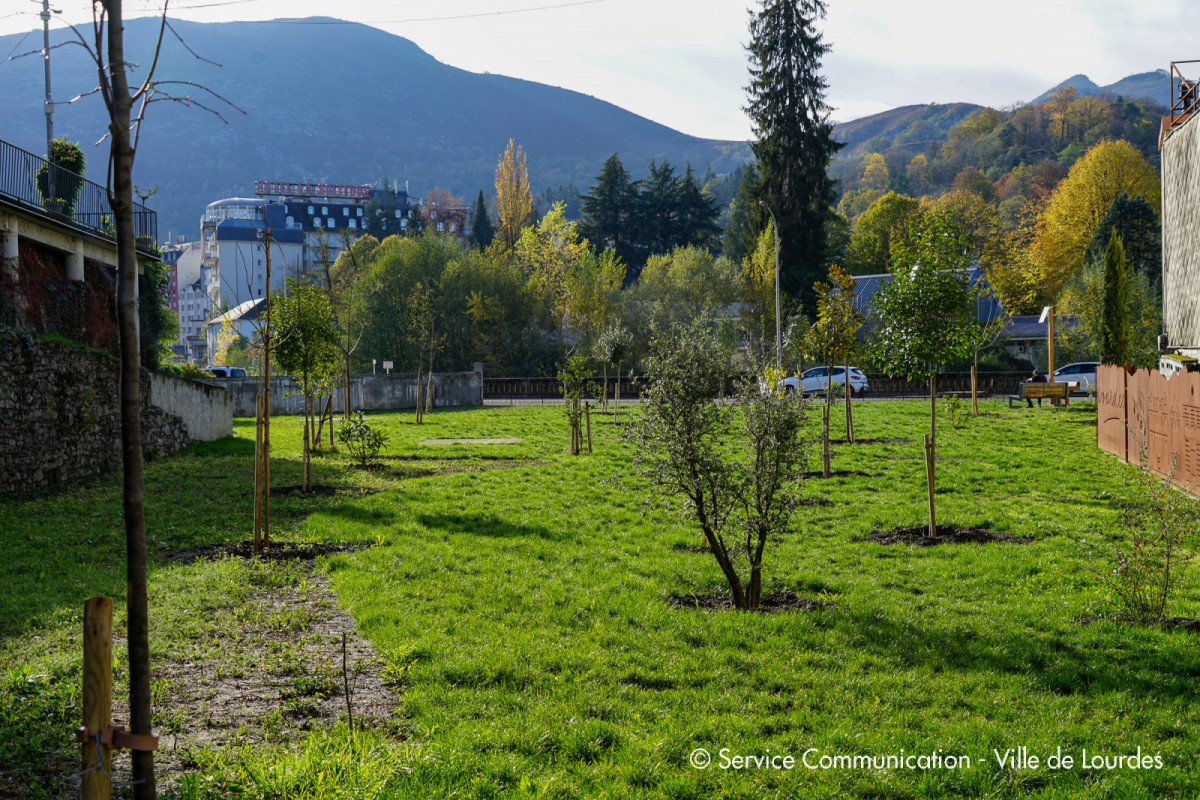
[0, 138, 157, 256]
[484, 372, 1028, 401]
[1097, 364, 1200, 498]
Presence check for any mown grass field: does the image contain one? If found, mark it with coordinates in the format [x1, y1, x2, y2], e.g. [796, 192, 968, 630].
[3, 398, 1200, 799]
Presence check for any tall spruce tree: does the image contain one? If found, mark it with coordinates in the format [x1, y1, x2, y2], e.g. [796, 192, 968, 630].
[469, 189, 495, 248]
[722, 163, 767, 264]
[634, 159, 681, 260]
[1100, 228, 1131, 366]
[579, 154, 636, 276]
[745, 0, 843, 305]
[674, 163, 721, 251]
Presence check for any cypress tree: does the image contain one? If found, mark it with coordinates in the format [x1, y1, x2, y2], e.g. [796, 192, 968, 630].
[1100, 228, 1130, 366]
[469, 189, 495, 248]
[745, 0, 843, 305]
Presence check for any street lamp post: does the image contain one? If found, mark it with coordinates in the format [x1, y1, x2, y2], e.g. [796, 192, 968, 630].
[759, 201, 782, 371]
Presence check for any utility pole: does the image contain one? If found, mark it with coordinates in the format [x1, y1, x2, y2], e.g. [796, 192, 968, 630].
[40, 0, 58, 156]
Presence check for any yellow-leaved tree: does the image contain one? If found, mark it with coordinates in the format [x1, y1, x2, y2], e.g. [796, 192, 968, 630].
[494, 138, 533, 247]
[860, 152, 889, 190]
[1032, 139, 1160, 299]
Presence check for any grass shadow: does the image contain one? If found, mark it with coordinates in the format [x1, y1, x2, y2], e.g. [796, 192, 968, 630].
[416, 511, 564, 541]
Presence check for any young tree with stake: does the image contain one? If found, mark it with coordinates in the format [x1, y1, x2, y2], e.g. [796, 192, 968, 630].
[871, 212, 975, 537]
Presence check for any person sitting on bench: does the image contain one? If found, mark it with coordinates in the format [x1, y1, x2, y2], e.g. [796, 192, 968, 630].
[1023, 369, 1046, 407]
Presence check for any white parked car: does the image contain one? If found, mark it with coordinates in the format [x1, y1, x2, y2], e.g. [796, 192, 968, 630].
[1052, 362, 1100, 392]
[782, 366, 870, 397]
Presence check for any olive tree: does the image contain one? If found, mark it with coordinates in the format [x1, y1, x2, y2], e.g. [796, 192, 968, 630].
[625, 327, 809, 610]
[871, 212, 975, 536]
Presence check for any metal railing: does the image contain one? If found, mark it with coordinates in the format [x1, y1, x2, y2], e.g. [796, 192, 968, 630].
[1169, 60, 1200, 128]
[0, 138, 157, 257]
[483, 372, 1032, 401]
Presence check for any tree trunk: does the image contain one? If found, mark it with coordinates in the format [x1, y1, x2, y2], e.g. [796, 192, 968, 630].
[927, 374, 937, 538]
[101, 2, 155, 794]
[415, 363, 423, 424]
[426, 338, 435, 415]
[971, 353, 979, 415]
[615, 363, 621, 421]
[845, 356, 854, 443]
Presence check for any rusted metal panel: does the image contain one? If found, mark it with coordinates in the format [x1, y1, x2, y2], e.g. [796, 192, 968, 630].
[1146, 370, 1172, 477]
[1176, 372, 1200, 491]
[1097, 364, 1200, 498]
[1097, 364, 1127, 460]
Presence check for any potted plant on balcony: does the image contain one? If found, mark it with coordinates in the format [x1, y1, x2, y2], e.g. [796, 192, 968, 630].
[36, 137, 86, 218]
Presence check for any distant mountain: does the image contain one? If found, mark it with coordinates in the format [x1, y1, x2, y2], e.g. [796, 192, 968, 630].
[832, 103, 984, 155]
[1033, 70, 1170, 108]
[0, 18, 750, 241]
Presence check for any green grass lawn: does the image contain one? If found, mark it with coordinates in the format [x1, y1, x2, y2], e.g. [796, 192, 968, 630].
[3, 399, 1200, 799]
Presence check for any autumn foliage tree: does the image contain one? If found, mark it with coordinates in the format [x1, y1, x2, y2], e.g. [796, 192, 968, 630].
[1033, 139, 1160, 298]
[495, 138, 534, 247]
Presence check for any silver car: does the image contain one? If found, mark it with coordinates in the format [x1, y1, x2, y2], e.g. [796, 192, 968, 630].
[783, 366, 870, 397]
[1053, 362, 1100, 392]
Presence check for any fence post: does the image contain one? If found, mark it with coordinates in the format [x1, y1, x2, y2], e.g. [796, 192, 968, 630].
[82, 596, 113, 800]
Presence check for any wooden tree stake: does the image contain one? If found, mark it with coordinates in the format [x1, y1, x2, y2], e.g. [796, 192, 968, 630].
[925, 433, 936, 537]
[585, 402, 593, 453]
[82, 597, 113, 800]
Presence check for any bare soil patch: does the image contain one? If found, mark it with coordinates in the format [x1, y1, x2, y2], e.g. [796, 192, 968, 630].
[802, 469, 873, 479]
[165, 540, 371, 563]
[271, 484, 384, 498]
[113, 569, 400, 792]
[799, 497, 834, 506]
[855, 525, 1033, 546]
[669, 589, 833, 613]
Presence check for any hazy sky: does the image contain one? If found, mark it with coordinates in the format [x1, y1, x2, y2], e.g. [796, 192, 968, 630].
[1, 0, 1192, 141]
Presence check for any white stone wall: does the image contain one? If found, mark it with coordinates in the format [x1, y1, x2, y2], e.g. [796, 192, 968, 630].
[1162, 116, 1200, 356]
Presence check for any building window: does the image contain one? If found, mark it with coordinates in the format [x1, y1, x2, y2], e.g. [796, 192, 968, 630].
[327, 218, 335, 228]
[450, 224, 457, 232]
[348, 219, 357, 229]
[286, 216, 294, 227]
[307, 206, 314, 215]
[437, 222, 444, 232]
[321, 206, 328, 215]
[357, 208, 363, 217]
[394, 210, 402, 219]
[400, 218, 408, 228]
[314, 218, 322, 227]
[343, 207, 350, 216]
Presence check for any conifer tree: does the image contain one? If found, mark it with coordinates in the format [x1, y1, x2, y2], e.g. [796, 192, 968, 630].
[745, 0, 843, 305]
[578, 154, 636, 274]
[674, 163, 721, 251]
[469, 189, 495, 248]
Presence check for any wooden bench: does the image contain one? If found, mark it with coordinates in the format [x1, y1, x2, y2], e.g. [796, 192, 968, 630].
[1008, 382, 1070, 408]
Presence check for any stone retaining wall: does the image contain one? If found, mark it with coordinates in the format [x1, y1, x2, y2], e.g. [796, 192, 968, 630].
[0, 330, 229, 495]
[203, 367, 484, 416]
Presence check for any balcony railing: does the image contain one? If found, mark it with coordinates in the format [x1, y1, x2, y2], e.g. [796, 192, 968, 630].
[1169, 60, 1200, 128]
[0, 137, 157, 257]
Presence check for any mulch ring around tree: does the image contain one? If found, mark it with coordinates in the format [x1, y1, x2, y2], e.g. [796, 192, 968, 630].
[271, 484, 385, 498]
[854, 525, 1033, 547]
[1076, 615, 1200, 633]
[669, 589, 834, 614]
[802, 469, 873, 479]
[166, 540, 372, 563]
